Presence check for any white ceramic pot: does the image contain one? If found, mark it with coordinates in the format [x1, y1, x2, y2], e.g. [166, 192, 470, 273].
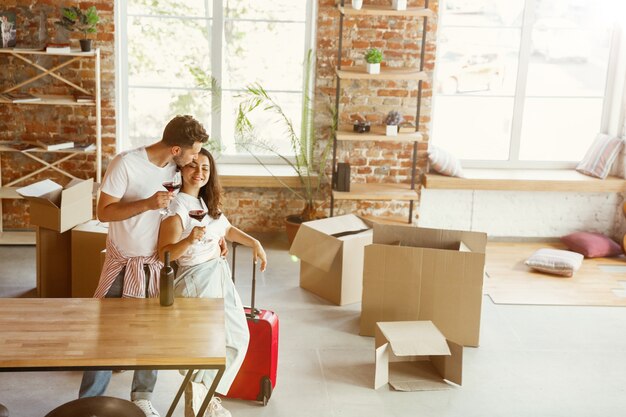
[352, 0, 363, 10]
[392, 0, 407, 11]
[366, 62, 380, 74]
[386, 124, 398, 136]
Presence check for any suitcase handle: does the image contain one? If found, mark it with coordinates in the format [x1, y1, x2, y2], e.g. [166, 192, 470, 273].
[231, 241, 260, 320]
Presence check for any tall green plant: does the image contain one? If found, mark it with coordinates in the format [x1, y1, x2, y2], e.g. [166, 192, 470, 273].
[56, 6, 99, 39]
[235, 49, 335, 222]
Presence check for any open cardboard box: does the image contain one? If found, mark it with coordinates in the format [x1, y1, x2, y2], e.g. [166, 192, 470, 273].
[290, 214, 373, 305]
[361, 224, 487, 347]
[72, 220, 108, 297]
[375, 321, 462, 391]
[17, 178, 93, 233]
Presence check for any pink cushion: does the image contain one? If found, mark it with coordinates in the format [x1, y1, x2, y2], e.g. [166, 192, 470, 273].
[561, 232, 623, 258]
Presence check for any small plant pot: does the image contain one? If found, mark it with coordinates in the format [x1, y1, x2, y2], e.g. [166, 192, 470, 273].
[386, 124, 398, 136]
[392, 0, 408, 10]
[79, 39, 92, 52]
[352, 0, 363, 9]
[366, 63, 380, 74]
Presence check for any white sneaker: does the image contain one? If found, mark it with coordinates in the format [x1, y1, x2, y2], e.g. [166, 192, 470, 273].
[132, 399, 161, 417]
[205, 397, 231, 417]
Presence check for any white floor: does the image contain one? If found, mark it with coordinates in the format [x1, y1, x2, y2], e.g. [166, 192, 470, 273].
[2, 234, 626, 417]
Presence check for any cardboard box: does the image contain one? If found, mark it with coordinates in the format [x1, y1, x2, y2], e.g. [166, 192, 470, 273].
[71, 220, 108, 297]
[17, 178, 93, 233]
[36, 227, 72, 298]
[290, 214, 373, 305]
[374, 321, 462, 391]
[360, 224, 487, 347]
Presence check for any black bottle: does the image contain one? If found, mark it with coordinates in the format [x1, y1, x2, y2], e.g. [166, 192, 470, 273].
[160, 251, 174, 306]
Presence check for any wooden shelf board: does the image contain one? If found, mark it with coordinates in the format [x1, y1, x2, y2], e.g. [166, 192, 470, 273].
[333, 183, 418, 201]
[0, 187, 22, 199]
[0, 94, 95, 106]
[337, 125, 422, 142]
[0, 231, 35, 245]
[339, 5, 435, 17]
[336, 67, 428, 81]
[0, 48, 97, 57]
[424, 170, 626, 192]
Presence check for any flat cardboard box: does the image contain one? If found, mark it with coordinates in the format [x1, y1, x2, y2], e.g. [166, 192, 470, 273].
[360, 224, 487, 347]
[290, 214, 373, 305]
[17, 178, 93, 233]
[71, 220, 108, 297]
[36, 227, 71, 298]
[374, 321, 462, 391]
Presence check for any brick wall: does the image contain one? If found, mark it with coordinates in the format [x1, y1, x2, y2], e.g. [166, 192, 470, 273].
[1, 0, 437, 232]
[0, 0, 115, 229]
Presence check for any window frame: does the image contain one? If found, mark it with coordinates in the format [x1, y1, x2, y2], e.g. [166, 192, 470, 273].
[116, 0, 317, 165]
[433, 0, 623, 170]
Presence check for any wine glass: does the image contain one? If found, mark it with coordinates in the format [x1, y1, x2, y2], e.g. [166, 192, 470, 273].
[160, 171, 182, 215]
[189, 209, 212, 246]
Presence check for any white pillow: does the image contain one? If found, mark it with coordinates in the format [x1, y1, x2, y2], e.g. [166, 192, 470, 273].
[524, 248, 583, 277]
[576, 133, 624, 179]
[427, 146, 464, 177]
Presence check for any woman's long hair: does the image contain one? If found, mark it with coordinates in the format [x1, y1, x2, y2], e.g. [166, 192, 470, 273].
[197, 148, 222, 218]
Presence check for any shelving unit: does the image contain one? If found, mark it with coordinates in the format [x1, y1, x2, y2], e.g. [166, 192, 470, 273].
[0, 48, 101, 245]
[330, 1, 431, 224]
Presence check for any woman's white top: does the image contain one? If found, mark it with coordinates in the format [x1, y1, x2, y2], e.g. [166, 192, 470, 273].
[170, 192, 231, 267]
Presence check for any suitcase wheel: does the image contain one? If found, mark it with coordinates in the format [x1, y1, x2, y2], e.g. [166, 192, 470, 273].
[257, 376, 272, 406]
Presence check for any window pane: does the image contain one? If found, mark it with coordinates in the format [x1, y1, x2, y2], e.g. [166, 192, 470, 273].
[128, 0, 212, 17]
[223, 21, 306, 91]
[225, 0, 305, 21]
[220, 91, 302, 156]
[435, 27, 521, 96]
[128, 88, 213, 150]
[440, 0, 525, 27]
[432, 97, 514, 160]
[519, 98, 603, 161]
[128, 16, 211, 87]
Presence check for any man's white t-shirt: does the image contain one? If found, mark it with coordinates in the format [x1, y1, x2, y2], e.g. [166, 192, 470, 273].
[100, 147, 177, 257]
[170, 192, 231, 267]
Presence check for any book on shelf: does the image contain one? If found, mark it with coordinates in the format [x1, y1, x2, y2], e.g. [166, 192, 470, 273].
[72, 142, 96, 152]
[11, 46, 45, 52]
[1, 92, 41, 103]
[73, 93, 95, 103]
[36, 139, 75, 151]
[45, 43, 71, 54]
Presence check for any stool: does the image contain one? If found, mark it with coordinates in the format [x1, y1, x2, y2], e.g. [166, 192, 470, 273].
[0, 403, 8, 417]
[45, 396, 144, 417]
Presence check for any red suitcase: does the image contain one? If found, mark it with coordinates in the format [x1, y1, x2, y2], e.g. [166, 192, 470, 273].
[225, 242, 279, 406]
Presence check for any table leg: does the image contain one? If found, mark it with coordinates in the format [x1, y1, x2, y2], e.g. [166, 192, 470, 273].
[165, 368, 194, 417]
[196, 366, 225, 417]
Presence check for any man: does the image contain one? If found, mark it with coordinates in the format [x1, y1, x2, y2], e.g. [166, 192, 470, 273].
[79, 115, 208, 417]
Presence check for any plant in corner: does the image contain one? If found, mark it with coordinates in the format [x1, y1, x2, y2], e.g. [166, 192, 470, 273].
[235, 50, 335, 243]
[384, 110, 404, 137]
[365, 48, 383, 74]
[55, 6, 99, 52]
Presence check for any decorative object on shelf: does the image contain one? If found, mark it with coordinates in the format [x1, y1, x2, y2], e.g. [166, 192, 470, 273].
[45, 42, 71, 53]
[352, 0, 363, 10]
[36, 139, 74, 151]
[73, 93, 95, 103]
[353, 120, 371, 133]
[392, 0, 407, 11]
[0, 11, 16, 48]
[235, 50, 335, 244]
[365, 48, 382, 74]
[335, 162, 351, 192]
[55, 6, 99, 52]
[384, 110, 404, 136]
[398, 122, 416, 133]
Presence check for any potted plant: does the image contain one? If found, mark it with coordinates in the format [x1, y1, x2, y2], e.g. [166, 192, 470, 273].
[55, 6, 99, 52]
[352, 0, 364, 10]
[235, 50, 335, 244]
[365, 48, 382, 74]
[384, 110, 404, 136]
[392, 0, 408, 11]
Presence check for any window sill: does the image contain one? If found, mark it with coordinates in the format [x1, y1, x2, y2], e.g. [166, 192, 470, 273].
[423, 169, 626, 192]
[219, 164, 317, 188]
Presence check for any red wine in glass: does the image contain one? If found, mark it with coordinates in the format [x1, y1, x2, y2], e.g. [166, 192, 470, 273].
[189, 210, 207, 222]
[163, 182, 181, 192]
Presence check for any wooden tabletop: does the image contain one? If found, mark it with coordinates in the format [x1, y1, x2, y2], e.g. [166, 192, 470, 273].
[0, 298, 226, 371]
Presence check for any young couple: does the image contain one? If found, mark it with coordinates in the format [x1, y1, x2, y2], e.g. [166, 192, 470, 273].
[81, 115, 267, 417]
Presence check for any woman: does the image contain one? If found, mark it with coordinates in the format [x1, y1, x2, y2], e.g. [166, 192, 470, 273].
[158, 148, 267, 417]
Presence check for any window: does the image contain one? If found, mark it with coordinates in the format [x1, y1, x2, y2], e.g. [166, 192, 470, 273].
[432, 0, 619, 168]
[117, 0, 315, 161]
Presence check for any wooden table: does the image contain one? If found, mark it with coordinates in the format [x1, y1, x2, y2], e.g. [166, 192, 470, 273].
[0, 298, 226, 417]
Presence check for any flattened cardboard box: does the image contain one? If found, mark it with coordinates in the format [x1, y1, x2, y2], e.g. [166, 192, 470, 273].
[290, 214, 373, 305]
[36, 227, 72, 298]
[375, 321, 462, 391]
[361, 224, 487, 347]
[72, 220, 108, 297]
[17, 178, 93, 233]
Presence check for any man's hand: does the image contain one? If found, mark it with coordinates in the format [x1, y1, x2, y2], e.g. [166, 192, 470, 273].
[219, 236, 229, 257]
[146, 191, 174, 211]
